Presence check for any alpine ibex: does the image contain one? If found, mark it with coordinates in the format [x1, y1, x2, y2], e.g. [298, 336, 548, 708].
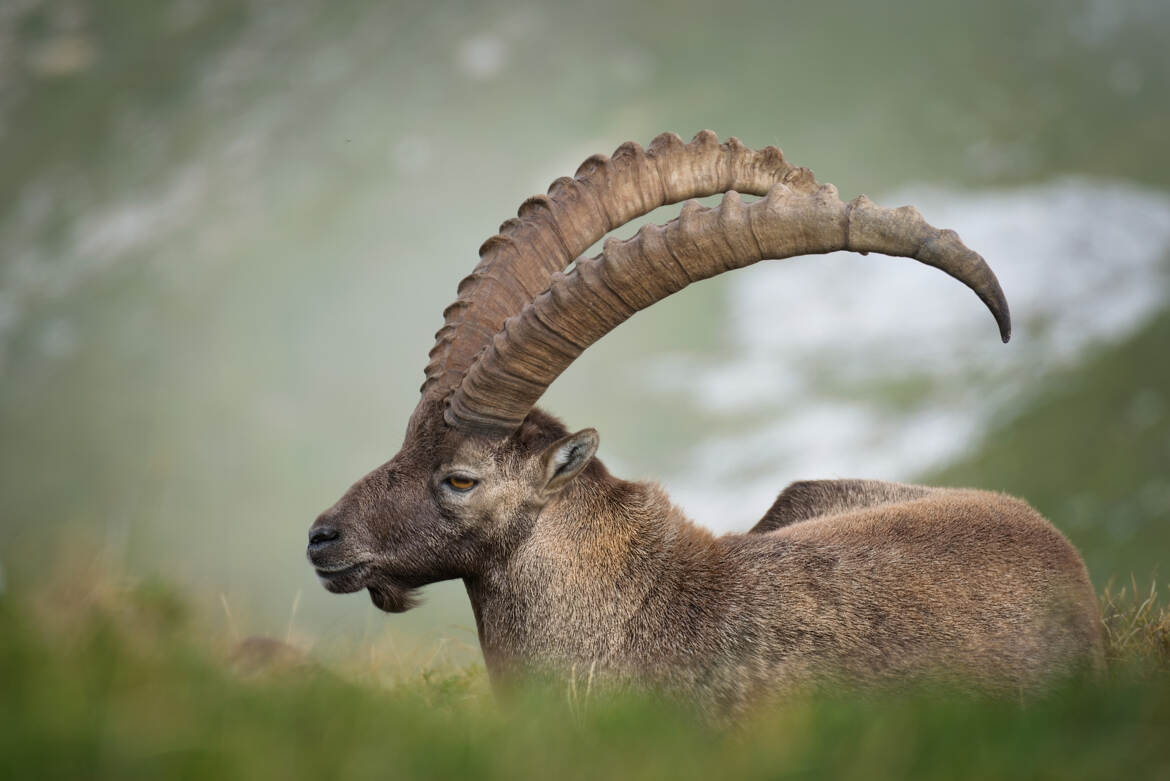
[308, 132, 1103, 717]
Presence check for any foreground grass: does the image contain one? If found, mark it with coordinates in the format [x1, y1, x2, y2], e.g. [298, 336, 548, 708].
[2, 567, 1169, 780]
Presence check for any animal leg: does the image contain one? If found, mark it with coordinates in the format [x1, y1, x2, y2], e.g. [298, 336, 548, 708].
[750, 479, 937, 533]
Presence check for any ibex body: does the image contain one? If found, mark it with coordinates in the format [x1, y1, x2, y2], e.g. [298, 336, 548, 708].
[308, 132, 1102, 718]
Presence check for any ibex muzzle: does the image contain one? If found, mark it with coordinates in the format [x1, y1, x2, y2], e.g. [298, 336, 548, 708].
[307, 132, 1101, 719]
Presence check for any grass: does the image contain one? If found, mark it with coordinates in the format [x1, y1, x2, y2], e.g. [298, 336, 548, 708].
[2, 560, 1169, 780]
[1101, 577, 1170, 671]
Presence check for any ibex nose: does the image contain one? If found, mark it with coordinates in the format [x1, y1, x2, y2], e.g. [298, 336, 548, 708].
[308, 525, 341, 550]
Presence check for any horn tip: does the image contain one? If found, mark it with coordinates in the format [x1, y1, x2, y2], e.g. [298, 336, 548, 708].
[985, 281, 1011, 344]
[990, 293, 1012, 343]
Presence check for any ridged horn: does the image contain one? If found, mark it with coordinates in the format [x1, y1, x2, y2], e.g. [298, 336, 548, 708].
[421, 132, 810, 400]
[447, 183, 1011, 434]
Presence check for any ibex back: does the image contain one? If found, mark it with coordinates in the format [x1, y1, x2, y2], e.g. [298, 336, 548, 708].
[307, 131, 1103, 719]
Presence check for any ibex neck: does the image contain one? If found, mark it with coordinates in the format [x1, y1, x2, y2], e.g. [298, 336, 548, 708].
[464, 463, 720, 680]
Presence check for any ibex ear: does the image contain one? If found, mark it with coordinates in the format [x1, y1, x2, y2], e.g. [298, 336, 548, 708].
[540, 429, 599, 495]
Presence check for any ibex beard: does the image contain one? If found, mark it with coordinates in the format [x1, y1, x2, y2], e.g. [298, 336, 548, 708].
[307, 131, 1104, 720]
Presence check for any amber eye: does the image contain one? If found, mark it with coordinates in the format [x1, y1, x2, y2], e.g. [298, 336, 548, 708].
[445, 476, 477, 492]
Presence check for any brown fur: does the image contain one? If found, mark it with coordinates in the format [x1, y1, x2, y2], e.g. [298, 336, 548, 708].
[309, 407, 1103, 720]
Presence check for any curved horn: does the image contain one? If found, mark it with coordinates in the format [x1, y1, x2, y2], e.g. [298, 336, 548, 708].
[421, 131, 808, 400]
[447, 182, 1011, 434]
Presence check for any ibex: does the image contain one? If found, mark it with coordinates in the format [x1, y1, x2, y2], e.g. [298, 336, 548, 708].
[307, 132, 1103, 718]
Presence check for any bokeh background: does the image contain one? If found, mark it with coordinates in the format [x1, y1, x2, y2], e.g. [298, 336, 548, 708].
[2, 0, 1168, 659]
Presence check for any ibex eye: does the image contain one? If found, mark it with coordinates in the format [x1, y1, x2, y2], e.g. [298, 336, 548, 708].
[445, 476, 477, 491]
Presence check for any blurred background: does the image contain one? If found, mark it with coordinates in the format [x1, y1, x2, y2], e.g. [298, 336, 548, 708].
[1, 0, 1167, 660]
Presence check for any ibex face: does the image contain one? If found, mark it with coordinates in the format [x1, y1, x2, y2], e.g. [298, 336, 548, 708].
[307, 403, 598, 613]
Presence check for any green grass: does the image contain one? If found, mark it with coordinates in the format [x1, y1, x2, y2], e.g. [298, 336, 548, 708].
[2, 563, 1168, 780]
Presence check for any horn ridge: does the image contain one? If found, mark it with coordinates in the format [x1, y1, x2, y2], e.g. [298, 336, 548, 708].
[447, 184, 1011, 433]
[420, 131, 801, 397]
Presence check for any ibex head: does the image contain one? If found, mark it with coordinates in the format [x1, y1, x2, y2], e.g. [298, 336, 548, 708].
[308, 399, 598, 613]
[307, 131, 1010, 615]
